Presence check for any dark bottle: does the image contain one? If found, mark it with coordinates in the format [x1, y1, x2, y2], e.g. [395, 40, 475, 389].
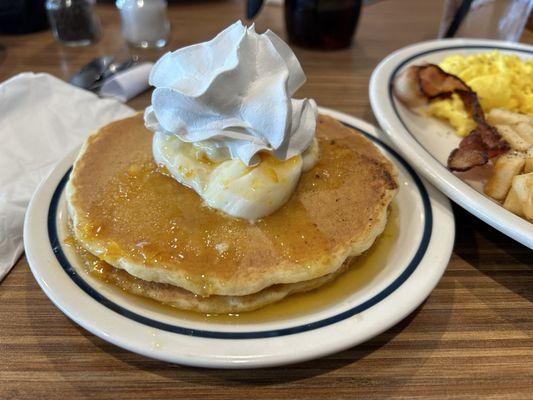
[285, 0, 362, 50]
[0, 0, 49, 34]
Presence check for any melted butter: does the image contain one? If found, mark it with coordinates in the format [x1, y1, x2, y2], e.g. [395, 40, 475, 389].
[67, 203, 398, 324]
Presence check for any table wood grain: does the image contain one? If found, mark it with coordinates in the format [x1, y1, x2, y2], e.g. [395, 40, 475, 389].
[1, 1, 532, 399]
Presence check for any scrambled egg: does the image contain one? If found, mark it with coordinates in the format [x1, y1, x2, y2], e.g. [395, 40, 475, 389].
[427, 51, 533, 136]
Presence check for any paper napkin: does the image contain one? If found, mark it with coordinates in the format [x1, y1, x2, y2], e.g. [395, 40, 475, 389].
[99, 62, 154, 102]
[0, 72, 134, 281]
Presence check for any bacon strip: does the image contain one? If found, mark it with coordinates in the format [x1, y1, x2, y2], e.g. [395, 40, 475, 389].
[447, 148, 488, 172]
[447, 124, 508, 171]
[394, 64, 509, 171]
[417, 64, 469, 98]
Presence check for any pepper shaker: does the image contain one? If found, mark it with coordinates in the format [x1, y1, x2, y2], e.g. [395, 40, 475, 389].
[116, 0, 170, 48]
[45, 0, 101, 46]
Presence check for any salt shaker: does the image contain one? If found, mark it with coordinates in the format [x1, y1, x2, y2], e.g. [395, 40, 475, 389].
[116, 0, 170, 48]
[45, 0, 101, 46]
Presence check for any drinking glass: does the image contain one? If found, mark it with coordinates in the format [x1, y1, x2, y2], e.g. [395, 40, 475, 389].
[285, 0, 363, 50]
[438, 0, 533, 41]
[45, 0, 101, 46]
[116, 0, 170, 49]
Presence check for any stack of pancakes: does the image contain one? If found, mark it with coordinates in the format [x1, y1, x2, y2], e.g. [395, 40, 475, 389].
[66, 114, 398, 314]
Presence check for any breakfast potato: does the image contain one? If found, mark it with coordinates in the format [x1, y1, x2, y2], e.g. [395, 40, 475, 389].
[514, 122, 533, 145]
[487, 108, 531, 126]
[525, 147, 533, 174]
[503, 185, 524, 217]
[504, 173, 533, 220]
[484, 152, 525, 200]
[495, 125, 531, 152]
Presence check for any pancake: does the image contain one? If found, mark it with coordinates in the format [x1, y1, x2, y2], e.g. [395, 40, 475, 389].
[73, 239, 353, 313]
[66, 113, 398, 297]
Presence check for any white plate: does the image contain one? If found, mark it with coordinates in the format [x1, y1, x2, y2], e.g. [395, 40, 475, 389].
[24, 108, 454, 368]
[370, 38, 533, 249]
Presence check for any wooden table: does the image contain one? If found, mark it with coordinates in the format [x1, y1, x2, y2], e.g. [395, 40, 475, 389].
[1, 1, 532, 398]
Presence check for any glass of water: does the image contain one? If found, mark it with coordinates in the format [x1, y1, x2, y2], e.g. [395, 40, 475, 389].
[438, 0, 533, 41]
[116, 0, 170, 48]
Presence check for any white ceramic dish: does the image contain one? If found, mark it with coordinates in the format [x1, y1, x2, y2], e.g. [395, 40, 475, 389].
[370, 38, 533, 249]
[24, 108, 454, 368]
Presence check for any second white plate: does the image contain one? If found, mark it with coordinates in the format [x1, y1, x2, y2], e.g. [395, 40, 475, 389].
[370, 38, 533, 249]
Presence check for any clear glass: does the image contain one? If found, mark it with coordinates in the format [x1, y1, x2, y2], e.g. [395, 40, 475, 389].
[45, 0, 101, 46]
[438, 0, 533, 41]
[116, 0, 170, 48]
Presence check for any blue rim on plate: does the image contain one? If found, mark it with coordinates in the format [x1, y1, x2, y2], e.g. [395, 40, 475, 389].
[388, 44, 533, 165]
[47, 124, 432, 339]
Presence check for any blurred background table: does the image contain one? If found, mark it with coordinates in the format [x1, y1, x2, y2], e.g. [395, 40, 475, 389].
[1, 1, 531, 399]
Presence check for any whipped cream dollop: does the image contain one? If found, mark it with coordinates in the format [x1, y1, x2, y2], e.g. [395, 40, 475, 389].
[146, 21, 319, 221]
[144, 20, 318, 166]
